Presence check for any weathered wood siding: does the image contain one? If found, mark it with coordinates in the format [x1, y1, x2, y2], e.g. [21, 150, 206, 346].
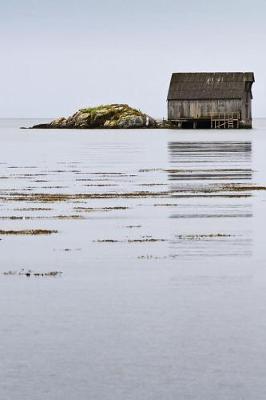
[241, 90, 252, 126]
[168, 99, 242, 120]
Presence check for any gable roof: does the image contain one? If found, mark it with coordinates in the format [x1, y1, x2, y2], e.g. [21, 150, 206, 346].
[167, 72, 255, 101]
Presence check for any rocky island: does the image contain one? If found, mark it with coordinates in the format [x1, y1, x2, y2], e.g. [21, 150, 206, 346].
[31, 104, 167, 129]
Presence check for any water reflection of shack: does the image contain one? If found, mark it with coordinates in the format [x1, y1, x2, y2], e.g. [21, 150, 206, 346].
[167, 141, 253, 258]
[167, 72, 255, 129]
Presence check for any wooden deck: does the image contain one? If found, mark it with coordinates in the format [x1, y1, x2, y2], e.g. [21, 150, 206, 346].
[169, 112, 241, 129]
[210, 112, 240, 129]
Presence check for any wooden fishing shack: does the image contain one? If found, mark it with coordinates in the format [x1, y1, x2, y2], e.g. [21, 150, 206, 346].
[167, 72, 255, 129]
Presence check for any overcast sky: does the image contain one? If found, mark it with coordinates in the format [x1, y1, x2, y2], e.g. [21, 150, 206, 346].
[0, 0, 265, 118]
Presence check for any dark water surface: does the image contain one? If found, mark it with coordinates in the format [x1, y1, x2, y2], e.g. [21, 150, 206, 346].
[1, 119, 266, 399]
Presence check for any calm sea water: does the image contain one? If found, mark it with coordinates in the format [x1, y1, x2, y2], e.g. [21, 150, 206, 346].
[1, 118, 266, 399]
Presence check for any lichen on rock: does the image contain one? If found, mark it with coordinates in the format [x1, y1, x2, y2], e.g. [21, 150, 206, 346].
[31, 104, 158, 129]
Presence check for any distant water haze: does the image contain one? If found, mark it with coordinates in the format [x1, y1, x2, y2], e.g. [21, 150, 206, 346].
[0, 0, 265, 118]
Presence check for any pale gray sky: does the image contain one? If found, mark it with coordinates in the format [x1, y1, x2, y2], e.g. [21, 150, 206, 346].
[0, 0, 265, 118]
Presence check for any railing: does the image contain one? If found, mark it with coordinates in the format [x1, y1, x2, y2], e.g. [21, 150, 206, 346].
[209, 112, 241, 129]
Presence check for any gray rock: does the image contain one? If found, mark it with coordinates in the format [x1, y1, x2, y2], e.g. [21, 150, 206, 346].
[29, 104, 163, 129]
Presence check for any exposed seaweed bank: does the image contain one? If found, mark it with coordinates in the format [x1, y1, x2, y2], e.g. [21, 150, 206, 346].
[0, 229, 57, 235]
[29, 104, 170, 129]
[2, 269, 62, 277]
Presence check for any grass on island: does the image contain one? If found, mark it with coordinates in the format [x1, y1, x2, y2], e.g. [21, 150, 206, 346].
[79, 104, 143, 117]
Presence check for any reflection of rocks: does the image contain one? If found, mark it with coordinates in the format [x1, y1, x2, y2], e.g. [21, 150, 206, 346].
[31, 104, 158, 129]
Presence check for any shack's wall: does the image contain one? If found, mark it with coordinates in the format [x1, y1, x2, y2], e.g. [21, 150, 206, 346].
[241, 91, 252, 126]
[168, 99, 242, 120]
